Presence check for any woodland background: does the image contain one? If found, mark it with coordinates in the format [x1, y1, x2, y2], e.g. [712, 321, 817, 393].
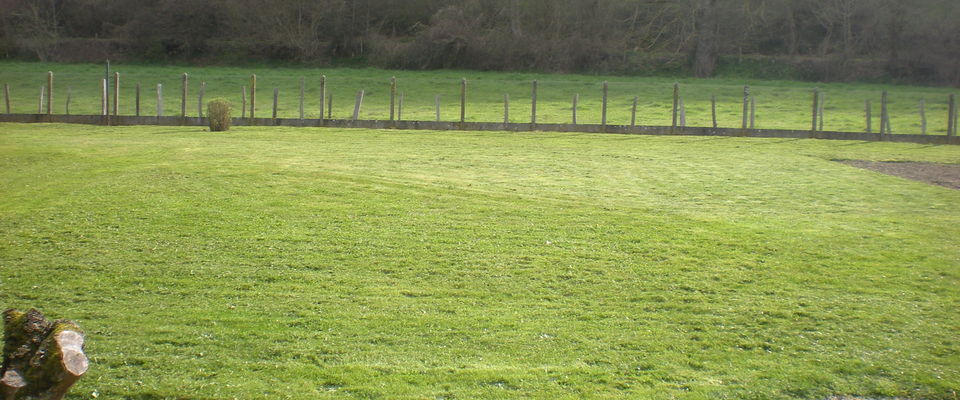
[1, 0, 957, 85]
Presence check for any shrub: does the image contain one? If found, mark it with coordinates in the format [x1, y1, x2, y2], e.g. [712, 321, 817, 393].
[207, 98, 232, 132]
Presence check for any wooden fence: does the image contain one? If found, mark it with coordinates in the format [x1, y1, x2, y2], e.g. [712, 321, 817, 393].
[2, 69, 958, 146]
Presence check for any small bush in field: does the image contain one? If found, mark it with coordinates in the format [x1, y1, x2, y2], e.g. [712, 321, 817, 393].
[207, 98, 232, 132]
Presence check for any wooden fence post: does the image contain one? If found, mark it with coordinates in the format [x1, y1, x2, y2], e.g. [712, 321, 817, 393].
[503, 94, 509, 124]
[156, 83, 163, 117]
[113, 72, 119, 116]
[949, 94, 956, 137]
[319, 75, 326, 122]
[880, 90, 889, 134]
[65, 87, 71, 115]
[3, 84, 9, 114]
[811, 87, 819, 132]
[241, 86, 247, 119]
[742, 86, 750, 129]
[353, 90, 364, 121]
[672, 82, 679, 128]
[38, 86, 44, 114]
[47, 71, 53, 115]
[919, 98, 926, 135]
[135, 82, 141, 116]
[250, 74, 256, 119]
[104, 60, 110, 116]
[631, 96, 638, 127]
[435, 95, 441, 122]
[818, 92, 825, 132]
[181, 73, 188, 117]
[601, 81, 609, 128]
[711, 95, 717, 128]
[531, 80, 538, 125]
[101, 79, 107, 116]
[198, 81, 206, 118]
[572, 94, 578, 125]
[750, 95, 756, 129]
[299, 77, 305, 120]
[272, 88, 279, 119]
[390, 77, 397, 122]
[865, 100, 872, 133]
[460, 78, 466, 124]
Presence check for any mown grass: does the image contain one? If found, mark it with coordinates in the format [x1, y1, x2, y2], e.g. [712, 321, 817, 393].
[0, 123, 958, 399]
[1, 60, 958, 134]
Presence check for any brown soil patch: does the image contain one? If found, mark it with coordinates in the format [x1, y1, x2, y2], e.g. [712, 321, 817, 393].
[839, 160, 960, 190]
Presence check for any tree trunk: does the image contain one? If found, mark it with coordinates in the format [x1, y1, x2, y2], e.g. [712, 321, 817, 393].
[1, 309, 88, 400]
[692, 0, 717, 78]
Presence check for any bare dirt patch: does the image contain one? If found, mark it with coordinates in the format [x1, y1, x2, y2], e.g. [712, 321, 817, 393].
[839, 160, 960, 190]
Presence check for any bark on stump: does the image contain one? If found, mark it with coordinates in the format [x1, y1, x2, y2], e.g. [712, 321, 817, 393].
[1, 309, 88, 400]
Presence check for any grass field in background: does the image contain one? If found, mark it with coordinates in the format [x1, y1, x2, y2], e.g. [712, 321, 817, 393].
[1, 61, 958, 135]
[1, 123, 958, 399]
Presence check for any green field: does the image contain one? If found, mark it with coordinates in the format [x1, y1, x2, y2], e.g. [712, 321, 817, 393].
[1, 61, 958, 135]
[1, 122, 958, 399]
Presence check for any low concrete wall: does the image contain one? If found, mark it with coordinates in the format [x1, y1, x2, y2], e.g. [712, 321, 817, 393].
[1, 113, 957, 145]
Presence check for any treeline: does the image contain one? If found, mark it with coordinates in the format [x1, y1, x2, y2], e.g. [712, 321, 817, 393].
[1, 0, 958, 85]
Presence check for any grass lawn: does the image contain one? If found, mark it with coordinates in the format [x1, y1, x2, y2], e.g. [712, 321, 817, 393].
[1, 61, 958, 135]
[1, 123, 958, 399]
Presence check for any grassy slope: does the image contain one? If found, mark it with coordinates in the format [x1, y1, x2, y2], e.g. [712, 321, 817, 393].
[1, 61, 958, 134]
[0, 123, 958, 399]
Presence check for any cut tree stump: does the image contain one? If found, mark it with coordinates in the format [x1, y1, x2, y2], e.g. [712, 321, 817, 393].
[1, 309, 88, 400]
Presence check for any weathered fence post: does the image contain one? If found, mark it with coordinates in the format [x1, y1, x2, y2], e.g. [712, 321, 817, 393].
[198, 81, 206, 118]
[241, 86, 247, 119]
[531, 80, 538, 126]
[818, 92, 825, 132]
[38, 86, 44, 114]
[156, 83, 163, 117]
[951, 95, 960, 136]
[101, 79, 107, 116]
[353, 90, 364, 121]
[503, 94, 509, 124]
[47, 71, 53, 115]
[880, 90, 889, 134]
[390, 77, 397, 122]
[299, 77, 305, 120]
[811, 87, 819, 132]
[250, 74, 256, 119]
[181, 73, 188, 117]
[113, 72, 120, 116]
[273, 88, 279, 119]
[672, 82, 680, 128]
[750, 95, 756, 129]
[865, 100, 872, 133]
[948, 94, 956, 137]
[65, 87, 72, 115]
[435, 95, 441, 122]
[711, 95, 717, 128]
[460, 77, 466, 124]
[919, 98, 926, 135]
[572, 94, 578, 125]
[631, 96, 638, 127]
[601, 81, 609, 128]
[104, 60, 110, 116]
[135, 82, 141, 116]
[3, 84, 10, 114]
[742, 86, 750, 130]
[319, 75, 326, 123]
